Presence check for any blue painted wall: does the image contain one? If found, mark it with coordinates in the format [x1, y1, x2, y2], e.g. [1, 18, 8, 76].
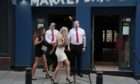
[15, 0, 32, 66]
[134, 0, 140, 76]
[14, 0, 140, 74]
[76, 6, 91, 70]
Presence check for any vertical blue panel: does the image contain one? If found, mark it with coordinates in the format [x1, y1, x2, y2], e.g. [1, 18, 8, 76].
[76, 6, 91, 70]
[134, 0, 140, 76]
[15, 0, 32, 66]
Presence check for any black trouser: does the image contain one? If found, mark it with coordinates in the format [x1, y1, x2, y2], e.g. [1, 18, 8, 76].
[46, 43, 57, 70]
[70, 44, 83, 74]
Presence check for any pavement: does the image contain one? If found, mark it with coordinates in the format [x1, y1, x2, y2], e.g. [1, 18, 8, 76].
[0, 69, 139, 84]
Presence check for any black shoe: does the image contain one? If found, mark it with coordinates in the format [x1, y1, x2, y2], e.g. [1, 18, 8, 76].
[51, 78, 58, 84]
[66, 78, 73, 83]
[70, 72, 73, 76]
[78, 73, 83, 77]
[52, 68, 55, 72]
[42, 69, 46, 72]
[46, 74, 51, 78]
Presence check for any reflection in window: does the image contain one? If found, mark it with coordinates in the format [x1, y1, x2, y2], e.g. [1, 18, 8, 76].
[114, 31, 117, 42]
[102, 30, 117, 43]
[106, 30, 112, 42]
[37, 18, 45, 28]
[102, 30, 105, 42]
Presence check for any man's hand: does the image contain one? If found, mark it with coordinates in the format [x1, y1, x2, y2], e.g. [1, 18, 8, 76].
[49, 49, 54, 55]
[50, 42, 55, 46]
[82, 47, 86, 52]
[68, 46, 71, 52]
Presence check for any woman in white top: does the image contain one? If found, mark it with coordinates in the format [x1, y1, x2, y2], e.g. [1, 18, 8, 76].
[51, 27, 72, 84]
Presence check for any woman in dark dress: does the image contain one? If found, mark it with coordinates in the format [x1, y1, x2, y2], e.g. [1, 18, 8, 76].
[32, 27, 50, 80]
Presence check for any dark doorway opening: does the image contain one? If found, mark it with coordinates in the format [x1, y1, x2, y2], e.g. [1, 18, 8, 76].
[32, 7, 75, 31]
[94, 15, 120, 71]
[48, 15, 74, 30]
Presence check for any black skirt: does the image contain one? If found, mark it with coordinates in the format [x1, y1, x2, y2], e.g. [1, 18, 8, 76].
[34, 36, 46, 57]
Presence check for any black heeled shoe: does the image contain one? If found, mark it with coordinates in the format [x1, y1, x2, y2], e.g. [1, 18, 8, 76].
[46, 74, 52, 78]
[66, 78, 73, 83]
[51, 78, 58, 84]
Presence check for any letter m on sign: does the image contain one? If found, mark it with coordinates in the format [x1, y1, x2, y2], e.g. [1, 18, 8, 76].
[31, 0, 39, 6]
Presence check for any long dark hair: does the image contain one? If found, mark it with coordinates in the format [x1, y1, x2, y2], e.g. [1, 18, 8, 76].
[33, 27, 45, 42]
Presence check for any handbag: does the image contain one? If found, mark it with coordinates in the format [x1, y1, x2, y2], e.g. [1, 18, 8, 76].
[42, 45, 47, 51]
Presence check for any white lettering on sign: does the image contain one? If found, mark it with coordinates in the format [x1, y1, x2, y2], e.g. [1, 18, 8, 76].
[67, 0, 74, 5]
[76, 0, 79, 4]
[49, 0, 59, 6]
[31, 0, 39, 6]
[85, 0, 104, 3]
[84, 0, 90, 3]
[31, 0, 126, 6]
[40, 0, 49, 6]
[31, 0, 79, 6]
[60, 0, 65, 5]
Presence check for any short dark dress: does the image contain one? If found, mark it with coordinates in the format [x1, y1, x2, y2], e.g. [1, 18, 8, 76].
[34, 35, 46, 57]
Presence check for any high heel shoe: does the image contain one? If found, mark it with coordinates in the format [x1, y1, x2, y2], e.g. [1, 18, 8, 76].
[66, 78, 73, 83]
[46, 73, 52, 78]
[51, 78, 58, 84]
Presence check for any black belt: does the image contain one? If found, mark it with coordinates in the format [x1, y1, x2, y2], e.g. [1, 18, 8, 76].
[71, 44, 83, 47]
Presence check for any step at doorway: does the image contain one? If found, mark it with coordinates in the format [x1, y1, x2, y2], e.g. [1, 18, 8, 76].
[94, 61, 118, 71]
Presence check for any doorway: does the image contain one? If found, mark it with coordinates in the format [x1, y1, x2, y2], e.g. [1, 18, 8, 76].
[32, 7, 75, 66]
[48, 14, 74, 30]
[92, 7, 135, 72]
[94, 15, 120, 71]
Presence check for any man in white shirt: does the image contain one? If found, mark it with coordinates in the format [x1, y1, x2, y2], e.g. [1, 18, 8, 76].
[68, 20, 86, 77]
[45, 22, 59, 71]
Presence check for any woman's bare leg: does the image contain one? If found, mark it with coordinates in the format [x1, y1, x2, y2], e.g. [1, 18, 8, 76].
[64, 59, 70, 79]
[32, 57, 39, 78]
[42, 54, 49, 74]
[52, 61, 63, 80]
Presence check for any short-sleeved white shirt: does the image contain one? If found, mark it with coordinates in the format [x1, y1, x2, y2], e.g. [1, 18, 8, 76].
[45, 29, 59, 44]
[68, 27, 85, 45]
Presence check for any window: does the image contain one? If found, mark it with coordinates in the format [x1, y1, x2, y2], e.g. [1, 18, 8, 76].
[102, 30, 105, 42]
[106, 30, 112, 42]
[102, 30, 114, 43]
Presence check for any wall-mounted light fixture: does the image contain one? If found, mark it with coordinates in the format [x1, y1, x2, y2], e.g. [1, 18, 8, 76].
[12, 0, 16, 5]
[20, 0, 28, 6]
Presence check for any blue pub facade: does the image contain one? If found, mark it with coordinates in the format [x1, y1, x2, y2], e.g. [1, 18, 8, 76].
[2, 0, 140, 78]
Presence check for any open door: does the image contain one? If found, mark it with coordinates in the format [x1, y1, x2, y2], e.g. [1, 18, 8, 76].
[93, 15, 133, 71]
[119, 17, 132, 70]
[93, 15, 120, 71]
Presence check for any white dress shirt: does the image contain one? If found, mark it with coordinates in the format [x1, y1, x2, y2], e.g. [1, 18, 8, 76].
[68, 27, 86, 45]
[45, 29, 59, 44]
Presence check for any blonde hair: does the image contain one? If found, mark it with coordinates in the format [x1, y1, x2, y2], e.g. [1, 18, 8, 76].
[59, 27, 68, 38]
